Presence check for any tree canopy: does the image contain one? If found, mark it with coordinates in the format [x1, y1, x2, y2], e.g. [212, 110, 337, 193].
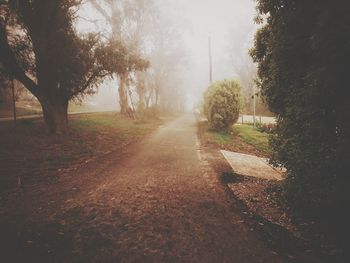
[0, 0, 147, 133]
[87, 0, 187, 117]
[250, 0, 350, 215]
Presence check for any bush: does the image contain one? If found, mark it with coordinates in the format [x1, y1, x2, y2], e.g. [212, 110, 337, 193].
[203, 79, 242, 131]
[251, 0, 350, 219]
[255, 122, 276, 134]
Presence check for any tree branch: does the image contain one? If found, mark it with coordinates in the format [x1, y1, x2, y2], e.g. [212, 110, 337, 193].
[71, 69, 108, 98]
[0, 19, 38, 96]
[88, 0, 112, 23]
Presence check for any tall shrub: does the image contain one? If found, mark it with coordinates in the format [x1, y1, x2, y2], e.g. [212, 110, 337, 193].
[250, 0, 350, 216]
[203, 79, 242, 131]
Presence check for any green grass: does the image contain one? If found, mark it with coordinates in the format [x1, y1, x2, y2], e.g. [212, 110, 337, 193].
[0, 112, 163, 191]
[199, 121, 271, 156]
[70, 113, 161, 143]
[233, 124, 271, 153]
[72, 113, 142, 130]
[0, 101, 110, 118]
[207, 129, 232, 145]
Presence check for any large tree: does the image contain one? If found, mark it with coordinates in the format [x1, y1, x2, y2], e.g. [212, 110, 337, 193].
[94, 37, 149, 117]
[145, 2, 188, 112]
[251, 0, 350, 215]
[0, 0, 112, 133]
[88, 0, 151, 117]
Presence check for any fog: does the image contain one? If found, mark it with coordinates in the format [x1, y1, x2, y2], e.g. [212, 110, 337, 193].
[76, 0, 257, 112]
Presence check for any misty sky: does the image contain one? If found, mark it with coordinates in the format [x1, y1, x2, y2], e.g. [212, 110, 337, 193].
[177, 0, 257, 107]
[78, 0, 258, 110]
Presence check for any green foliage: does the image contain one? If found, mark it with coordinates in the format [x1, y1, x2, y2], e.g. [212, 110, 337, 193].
[255, 122, 276, 134]
[203, 79, 242, 131]
[0, 1, 106, 132]
[95, 40, 149, 76]
[199, 120, 271, 156]
[251, 0, 350, 216]
[207, 129, 232, 145]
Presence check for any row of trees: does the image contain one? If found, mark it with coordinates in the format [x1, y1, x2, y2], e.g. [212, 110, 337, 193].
[251, 0, 350, 218]
[0, 0, 187, 133]
[81, 0, 187, 117]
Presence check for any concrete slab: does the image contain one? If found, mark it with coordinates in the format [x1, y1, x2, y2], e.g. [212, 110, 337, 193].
[221, 150, 283, 180]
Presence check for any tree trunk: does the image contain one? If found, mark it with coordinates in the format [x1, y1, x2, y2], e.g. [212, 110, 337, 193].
[39, 97, 69, 134]
[155, 87, 159, 106]
[135, 72, 146, 114]
[137, 86, 145, 114]
[118, 73, 129, 116]
[145, 93, 151, 108]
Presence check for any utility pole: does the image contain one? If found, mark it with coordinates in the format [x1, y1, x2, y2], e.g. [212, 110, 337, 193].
[253, 84, 256, 126]
[11, 76, 17, 125]
[208, 36, 213, 84]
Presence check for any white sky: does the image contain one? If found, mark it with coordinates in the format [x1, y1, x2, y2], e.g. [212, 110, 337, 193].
[175, 0, 257, 107]
[77, 0, 258, 110]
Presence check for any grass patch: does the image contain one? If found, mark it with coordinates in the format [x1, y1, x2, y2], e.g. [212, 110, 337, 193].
[233, 124, 270, 154]
[0, 112, 163, 192]
[206, 129, 232, 145]
[198, 121, 271, 157]
[0, 105, 42, 118]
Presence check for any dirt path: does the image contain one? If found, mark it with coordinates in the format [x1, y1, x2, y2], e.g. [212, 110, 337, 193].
[1, 114, 285, 262]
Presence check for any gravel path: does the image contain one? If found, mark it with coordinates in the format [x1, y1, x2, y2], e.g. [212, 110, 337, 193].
[1, 114, 285, 262]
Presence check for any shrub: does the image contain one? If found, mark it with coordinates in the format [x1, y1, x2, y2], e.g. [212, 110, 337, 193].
[203, 79, 242, 131]
[255, 122, 276, 134]
[251, 0, 350, 219]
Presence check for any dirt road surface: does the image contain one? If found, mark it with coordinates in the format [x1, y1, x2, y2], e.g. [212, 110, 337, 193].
[0, 114, 285, 262]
